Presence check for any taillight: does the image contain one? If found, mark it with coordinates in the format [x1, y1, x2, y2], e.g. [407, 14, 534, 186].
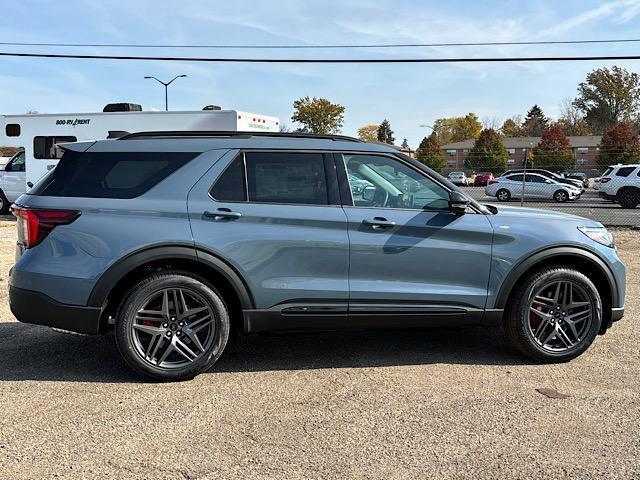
[600, 177, 612, 184]
[488, 179, 498, 185]
[11, 206, 80, 248]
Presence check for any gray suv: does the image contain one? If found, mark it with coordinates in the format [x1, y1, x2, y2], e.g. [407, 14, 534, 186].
[9, 132, 626, 381]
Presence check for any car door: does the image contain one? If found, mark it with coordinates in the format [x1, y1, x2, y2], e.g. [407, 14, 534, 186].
[188, 149, 350, 332]
[2, 151, 26, 202]
[525, 174, 550, 199]
[337, 152, 494, 328]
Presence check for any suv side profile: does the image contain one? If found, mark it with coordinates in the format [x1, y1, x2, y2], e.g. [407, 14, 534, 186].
[9, 132, 626, 381]
[598, 164, 640, 209]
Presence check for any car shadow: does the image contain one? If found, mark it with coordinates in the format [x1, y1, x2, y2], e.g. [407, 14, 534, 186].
[0, 321, 534, 383]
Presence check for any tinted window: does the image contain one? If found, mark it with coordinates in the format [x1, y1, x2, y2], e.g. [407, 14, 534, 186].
[34, 136, 77, 159]
[344, 154, 450, 210]
[527, 174, 546, 183]
[32, 151, 196, 198]
[245, 152, 328, 205]
[210, 156, 247, 201]
[5, 124, 20, 137]
[616, 166, 636, 177]
[508, 174, 524, 182]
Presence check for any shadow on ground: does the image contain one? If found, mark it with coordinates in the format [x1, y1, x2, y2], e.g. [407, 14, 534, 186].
[0, 322, 530, 383]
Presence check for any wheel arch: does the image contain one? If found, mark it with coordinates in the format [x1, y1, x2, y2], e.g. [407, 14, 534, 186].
[495, 246, 619, 331]
[88, 244, 254, 332]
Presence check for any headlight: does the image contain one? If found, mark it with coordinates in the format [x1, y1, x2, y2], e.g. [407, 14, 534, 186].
[578, 226, 615, 248]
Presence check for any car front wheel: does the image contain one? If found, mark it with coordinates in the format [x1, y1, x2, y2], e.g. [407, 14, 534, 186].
[554, 190, 569, 203]
[115, 271, 230, 381]
[504, 267, 602, 362]
[496, 189, 511, 202]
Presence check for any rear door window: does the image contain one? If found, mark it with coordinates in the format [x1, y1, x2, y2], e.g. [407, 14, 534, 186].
[615, 167, 636, 177]
[31, 151, 197, 198]
[210, 156, 247, 202]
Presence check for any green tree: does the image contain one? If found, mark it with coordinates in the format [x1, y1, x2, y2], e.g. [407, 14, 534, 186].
[555, 98, 592, 136]
[291, 96, 345, 134]
[501, 116, 523, 137]
[521, 105, 549, 136]
[376, 119, 395, 144]
[574, 66, 640, 134]
[597, 122, 640, 169]
[415, 133, 445, 172]
[465, 128, 508, 174]
[357, 124, 380, 142]
[401, 138, 410, 150]
[532, 125, 575, 172]
[433, 113, 482, 144]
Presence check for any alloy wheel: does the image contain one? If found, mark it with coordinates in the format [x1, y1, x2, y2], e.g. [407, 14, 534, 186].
[130, 288, 216, 368]
[528, 280, 594, 352]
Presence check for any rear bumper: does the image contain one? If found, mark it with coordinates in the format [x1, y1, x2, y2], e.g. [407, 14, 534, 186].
[9, 285, 102, 335]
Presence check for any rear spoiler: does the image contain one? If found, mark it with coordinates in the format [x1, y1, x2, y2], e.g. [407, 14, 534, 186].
[57, 141, 97, 153]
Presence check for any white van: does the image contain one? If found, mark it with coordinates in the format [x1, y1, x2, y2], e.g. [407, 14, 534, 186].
[0, 108, 280, 201]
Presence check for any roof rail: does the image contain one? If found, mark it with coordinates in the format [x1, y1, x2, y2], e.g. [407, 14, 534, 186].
[119, 131, 363, 142]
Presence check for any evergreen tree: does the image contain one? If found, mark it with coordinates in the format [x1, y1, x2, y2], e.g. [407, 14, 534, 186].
[415, 133, 445, 172]
[521, 105, 549, 136]
[377, 119, 395, 144]
[465, 129, 508, 174]
[401, 138, 410, 150]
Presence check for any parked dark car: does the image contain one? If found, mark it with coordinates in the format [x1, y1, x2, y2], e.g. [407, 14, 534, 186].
[564, 172, 589, 188]
[474, 172, 495, 187]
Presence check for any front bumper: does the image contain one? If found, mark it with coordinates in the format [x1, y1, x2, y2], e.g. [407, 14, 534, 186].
[9, 285, 102, 335]
[611, 307, 625, 322]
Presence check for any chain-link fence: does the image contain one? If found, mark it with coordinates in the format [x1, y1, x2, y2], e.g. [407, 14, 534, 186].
[441, 164, 640, 227]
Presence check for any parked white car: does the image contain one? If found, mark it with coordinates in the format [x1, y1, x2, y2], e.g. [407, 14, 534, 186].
[597, 164, 640, 209]
[485, 172, 582, 203]
[447, 171, 469, 186]
[0, 150, 25, 213]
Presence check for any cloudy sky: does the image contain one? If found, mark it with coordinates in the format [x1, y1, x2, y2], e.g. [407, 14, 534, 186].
[1, 0, 640, 146]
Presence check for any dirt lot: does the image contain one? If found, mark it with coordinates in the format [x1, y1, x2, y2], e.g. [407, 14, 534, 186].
[0, 220, 638, 479]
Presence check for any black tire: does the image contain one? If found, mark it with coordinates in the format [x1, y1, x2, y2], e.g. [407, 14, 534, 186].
[0, 190, 9, 215]
[617, 188, 640, 209]
[115, 271, 230, 381]
[553, 190, 568, 203]
[504, 267, 602, 362]
[496, 189, 511, 202]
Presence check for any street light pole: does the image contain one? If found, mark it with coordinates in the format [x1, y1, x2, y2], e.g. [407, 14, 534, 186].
[144, 74, 187, 111]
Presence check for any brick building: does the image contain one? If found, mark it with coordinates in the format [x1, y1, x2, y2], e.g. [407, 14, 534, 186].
[441, 136, 602, 172]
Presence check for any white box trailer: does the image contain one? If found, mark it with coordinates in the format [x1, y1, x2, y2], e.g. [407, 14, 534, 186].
[0, 109, 280, 190]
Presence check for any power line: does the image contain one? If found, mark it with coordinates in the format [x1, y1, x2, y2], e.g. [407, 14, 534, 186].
[1, 51, 640, 63]
[2, 38, 640, 49]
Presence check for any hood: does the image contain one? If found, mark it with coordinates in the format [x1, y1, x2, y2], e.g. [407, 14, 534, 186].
[486, 204, 602, 226]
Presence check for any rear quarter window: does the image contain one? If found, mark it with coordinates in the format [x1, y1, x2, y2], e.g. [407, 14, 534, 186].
[31, 151, 197, 198]
[615, 166, 636, 177]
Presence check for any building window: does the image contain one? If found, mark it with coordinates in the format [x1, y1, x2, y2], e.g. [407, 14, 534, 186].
[507, 148, 516, 155]
[5, 124, 20, 137]
[507, 159, 516, 165]
[576, 147, 589, 153]
[33, 136, 77, 159]
[576, 158, 588, 166]
[447, 159, 457, 166]
[463, 149, 469, 153]
[446, 149, 457, 157]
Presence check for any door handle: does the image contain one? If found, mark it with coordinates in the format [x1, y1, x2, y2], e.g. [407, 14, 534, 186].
[204, 208, 242, 220]
[363, 217, 396, 229]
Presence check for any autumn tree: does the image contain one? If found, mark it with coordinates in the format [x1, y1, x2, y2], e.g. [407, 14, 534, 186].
[574, 66, 640, 134]
[291, 97, 345, 134]
[501, 116, 523, 137]
[433, 113, 482, 145]
[415, 133, 445, 172]
[465, 128, 508, 174]
[597, 122, 640, 168]
[521, 105, 549, 136]
[532, 125, 575, 172]
[357, 124, 380, 142]
[377, 119, 395, 144]
[555, 98, 592, 136]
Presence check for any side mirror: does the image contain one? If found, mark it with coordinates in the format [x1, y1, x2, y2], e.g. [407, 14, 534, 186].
[449, 191, 470, 215]
[362, 185, 376, 202]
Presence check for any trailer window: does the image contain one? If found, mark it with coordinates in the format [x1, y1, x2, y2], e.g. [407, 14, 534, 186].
[5, 124, 20, 137]
[33, 136, 77, 159]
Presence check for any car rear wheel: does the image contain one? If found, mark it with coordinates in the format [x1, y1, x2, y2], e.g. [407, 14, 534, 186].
[553, 190, 568, 203]
[115, 271, 230, 381]
[496, 189, 511, 202]
[617, 188, 640, 209]
[504, 267, 601, 362]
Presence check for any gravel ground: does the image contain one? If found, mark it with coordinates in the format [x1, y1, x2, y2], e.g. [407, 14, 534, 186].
[0, 220, 638, 479]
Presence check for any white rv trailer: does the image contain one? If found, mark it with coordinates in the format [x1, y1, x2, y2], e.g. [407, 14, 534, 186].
[0, 109, 280, 191]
